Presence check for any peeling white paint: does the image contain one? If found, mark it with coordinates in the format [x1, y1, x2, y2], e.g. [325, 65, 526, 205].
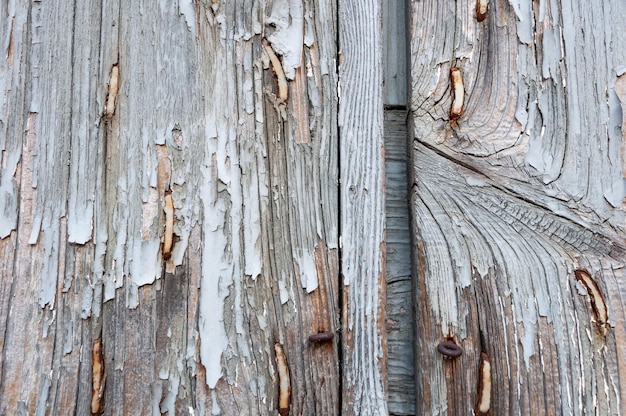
[81, 283, 93, 319]
[242, 162, 262, 280]
[266, 0, 304, 80]
[131, 238, 161, 287]
[179, 0, 197, 34]
[67, 213, 92, 244]
[279, 278, 290, 304]
[0, 151, 19, 238]
[296, 250, 318, 292]
[160, 374, 180, 415]
[520, 305, 537, 368]
[509, 0, 532, 44]
[199, 156, 233, 388]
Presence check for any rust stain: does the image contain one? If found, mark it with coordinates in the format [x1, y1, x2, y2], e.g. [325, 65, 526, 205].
[91, 338, 106, 415]
[574, 269, 609, 335]
[163, 189, 174, 261]
[103, 64, 119, 120]
[274, 342, 291, 416]
[476, 0, 489, 21]
[7, 17, 14, 68]
[263, 39, 289, 103]
[475, 352, 492, 415]
[449, 67, 464, 125]
[437, 338, 463, 359]
[309, 332, 334, 343]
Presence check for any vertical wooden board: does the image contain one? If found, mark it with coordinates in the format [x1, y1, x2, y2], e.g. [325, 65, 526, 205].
[2, 1, 340, 415]
[0, 1, 75, 413]
[339, 0, 387, 414]
[408, 0, 626, 414]
[195, 1, 340, 414]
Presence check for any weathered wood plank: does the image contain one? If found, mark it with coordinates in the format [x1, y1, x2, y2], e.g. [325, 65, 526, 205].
[0, 2, 76, 414]
[0, 1, 340, 414]
[408, 0, 626, 414]
[338, 0, 387, 414]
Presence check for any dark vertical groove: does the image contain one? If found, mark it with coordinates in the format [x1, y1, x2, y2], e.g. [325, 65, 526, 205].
[384, 0, 415, 414]
[335, 0, 344, 414]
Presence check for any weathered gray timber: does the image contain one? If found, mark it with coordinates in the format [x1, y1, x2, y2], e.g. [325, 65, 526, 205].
[2, 0, 626, 414]
[338, 0, 388, 414]
[0, 1, 341, 414]
[408, 0, 626, 414]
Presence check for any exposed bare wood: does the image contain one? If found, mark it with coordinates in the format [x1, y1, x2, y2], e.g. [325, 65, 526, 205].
[475, 352, 491, 415]
[102, 64, 119, 121]
[274, 342, 291, 416]
[408, 0, 626, 414]
[91, 338, 105, 414]
[162, 190, 174, 260]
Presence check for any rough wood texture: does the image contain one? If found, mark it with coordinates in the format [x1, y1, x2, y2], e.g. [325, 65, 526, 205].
[409, 0, 626, 414]
[0, 1, 339, 414]
[384, 110, 415, 415]
[338, 0, 387, 414]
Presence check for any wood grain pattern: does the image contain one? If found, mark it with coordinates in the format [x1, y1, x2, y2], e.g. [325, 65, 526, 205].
[339, 0, 388, 414]
[0, 1, 339, 414]
[408, 0, 626, 414]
